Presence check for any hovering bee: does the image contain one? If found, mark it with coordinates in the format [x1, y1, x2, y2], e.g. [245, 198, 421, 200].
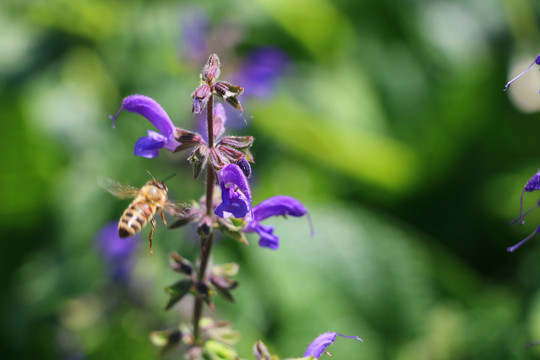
[102, 172, 181, 254]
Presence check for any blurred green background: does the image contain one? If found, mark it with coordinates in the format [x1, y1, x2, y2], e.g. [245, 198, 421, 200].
[2, 0, 540, 359]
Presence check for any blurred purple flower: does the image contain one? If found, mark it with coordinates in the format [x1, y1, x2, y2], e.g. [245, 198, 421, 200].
[233, 47, 290, 99]
[244, 195, 308, 250]
[110, 95, 181, 158]
[180, 10, 210, 62]
[95, 222, 139, 283]
[214, 163, 252, 219]
[504, 54, 540, 92]
[303, 332, 363, 358]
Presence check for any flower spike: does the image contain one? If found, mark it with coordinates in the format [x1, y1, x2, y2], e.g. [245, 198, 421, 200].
[303, 332, 363, 359]
[504, 54, 540, 92]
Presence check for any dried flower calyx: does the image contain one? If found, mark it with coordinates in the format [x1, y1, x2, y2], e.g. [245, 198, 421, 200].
[191, 54, 244, 114]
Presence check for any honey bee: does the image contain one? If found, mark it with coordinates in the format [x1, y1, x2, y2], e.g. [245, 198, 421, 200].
[102, 172, 181, 254]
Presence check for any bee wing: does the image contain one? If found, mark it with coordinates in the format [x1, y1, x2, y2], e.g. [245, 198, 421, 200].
[163, 200, 191, 216]
[99, 177, 140, 199]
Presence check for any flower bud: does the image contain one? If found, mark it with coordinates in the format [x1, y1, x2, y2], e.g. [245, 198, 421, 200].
[253, 340, 272, 360]
[169, 252, 194, 275]
[192, 84, 211, 114]
[202, 54, 221, 84]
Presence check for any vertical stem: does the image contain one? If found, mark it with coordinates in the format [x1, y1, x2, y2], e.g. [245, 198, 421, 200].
[193, 95, 215, 344]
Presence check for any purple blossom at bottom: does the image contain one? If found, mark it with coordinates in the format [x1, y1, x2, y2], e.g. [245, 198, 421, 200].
[244, 195, 308, 250]
[95, 222, 139, 283]
[303, 332, 363, 358]
[215, 163, 252, 219]
[110, 95, 181, 158]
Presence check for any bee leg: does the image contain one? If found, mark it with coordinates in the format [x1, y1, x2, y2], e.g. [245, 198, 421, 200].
[149, 218, 156, 255]
[160, 211, 167, 226]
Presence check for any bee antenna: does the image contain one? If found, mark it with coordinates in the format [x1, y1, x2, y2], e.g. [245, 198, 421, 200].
[146, 170, 157, 181]
[161, 173, 177, 183]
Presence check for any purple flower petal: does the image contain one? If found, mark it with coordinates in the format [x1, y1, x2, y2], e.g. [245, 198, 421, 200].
[524, 171, 540, 192]
[251, 195, 306, 223]
[256, 224, 279, 250]
[214, 164, 252, 219]
[134, 130, 167, 158]
[111, 95, 176, 137]
[244, 196, 308, 250]
[303, 332, 363, 358]
[235, 157, 251, 178]
[110, 95, 180, 158]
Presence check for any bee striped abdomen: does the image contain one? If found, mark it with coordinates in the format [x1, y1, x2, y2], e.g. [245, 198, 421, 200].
[118, 200, 156, 238]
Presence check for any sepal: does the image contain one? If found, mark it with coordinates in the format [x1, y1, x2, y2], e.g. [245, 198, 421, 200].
[202, 54, 221, 84]
[209, 263, 239, 303]
[196, 281, 213, 306]
[192, 84, 211, 114]
[201, 319, 241, 346]
[174, 128, 205, 152]
[212, 262, 239, 278]
[213, 81, 244, 111]
[149, 328, 182, 356]
[197, 216, 214, 241]
[165, 279, 194, 310]
[217, 217, 249, 245]
[169, 252, 194, 276]
[188, 145, 210, 179]
[253, 340, 280, 360]
[218, 136, 254, 149]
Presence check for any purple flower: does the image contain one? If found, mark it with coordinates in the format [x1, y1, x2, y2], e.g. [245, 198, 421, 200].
[110, 95, 181, 158]
[233, 47, 290, 99]
[180, 9, 210, 62]
[504, 54, 540, 92]
[244, 195, 308, 250]
[303, 332, 363, 358]
[214, 163, 252, 219]
[95, 222, 139, 283]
